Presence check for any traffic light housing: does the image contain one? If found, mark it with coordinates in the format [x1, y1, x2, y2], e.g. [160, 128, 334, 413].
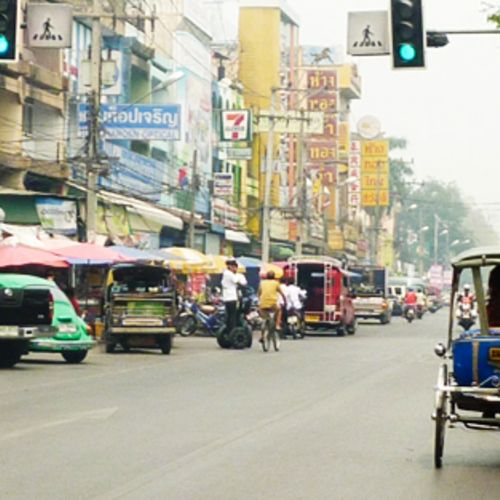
[390, 0, 425, 69]
[0, 0, 19, 63]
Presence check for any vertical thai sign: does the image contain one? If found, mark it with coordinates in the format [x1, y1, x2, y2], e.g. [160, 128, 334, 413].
[360, 140, 390, 207]
[305, 68, 338, 222]
[348, 140, 361, 211]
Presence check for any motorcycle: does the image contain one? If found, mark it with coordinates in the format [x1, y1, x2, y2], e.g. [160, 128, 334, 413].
[405, 305, 416, 323]
[456, 302, 476, 331]
[282, 308, 305, 340]
[177, 298, 226, 337]
[416, 303, 424, 320]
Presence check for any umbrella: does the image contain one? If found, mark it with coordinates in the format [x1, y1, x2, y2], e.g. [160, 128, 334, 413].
[0, 244, 69, 268]
[238, 256, 261, 269]
[206, 255, 246, 274]
[51, 243, 131, 265]
[159, 247, 210, 273]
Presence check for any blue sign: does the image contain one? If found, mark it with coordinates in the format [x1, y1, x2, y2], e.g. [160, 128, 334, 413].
[78, 103, 181, 140]
[100, 143, 165, 202]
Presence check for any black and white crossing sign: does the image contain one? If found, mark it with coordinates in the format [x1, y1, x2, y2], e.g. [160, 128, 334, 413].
[27, 4, 73, 48]
[347, 11, 390, 56]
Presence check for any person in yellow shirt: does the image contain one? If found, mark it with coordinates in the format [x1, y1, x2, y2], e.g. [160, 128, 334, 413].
[258, 271, 286, 341]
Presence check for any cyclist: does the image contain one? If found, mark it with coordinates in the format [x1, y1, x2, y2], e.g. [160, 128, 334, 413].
[258, 271, 286, 343]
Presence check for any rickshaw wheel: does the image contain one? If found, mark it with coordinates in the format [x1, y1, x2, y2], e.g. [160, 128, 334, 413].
[434, 408, 446, 468]
[434, 364, 448, 469]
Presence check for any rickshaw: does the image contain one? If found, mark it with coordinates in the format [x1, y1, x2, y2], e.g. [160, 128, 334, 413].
[433, 246, 500, 468]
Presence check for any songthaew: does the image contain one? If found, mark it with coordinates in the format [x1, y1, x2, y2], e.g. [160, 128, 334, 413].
[103, 264, 177, 355]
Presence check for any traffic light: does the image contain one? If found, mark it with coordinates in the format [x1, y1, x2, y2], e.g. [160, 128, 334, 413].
[390, 0, 425, 69]
[0, 0, 19, 63]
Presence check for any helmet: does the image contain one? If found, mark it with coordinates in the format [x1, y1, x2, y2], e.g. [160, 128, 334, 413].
[463, 284, 471, 291]
[408, 287, 414, 292]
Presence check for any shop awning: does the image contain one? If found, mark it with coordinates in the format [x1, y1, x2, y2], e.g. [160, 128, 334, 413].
[126, 206, 183, 231]
[225, 229, 251, 244]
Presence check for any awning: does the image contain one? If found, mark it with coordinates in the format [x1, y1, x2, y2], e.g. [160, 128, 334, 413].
[66, 181, 184, 231]
[225, 229, 251, 244]
[127, 206, 183, 231]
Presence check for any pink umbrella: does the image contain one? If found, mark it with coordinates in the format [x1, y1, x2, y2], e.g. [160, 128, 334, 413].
[0, 244, 69, 268]
[50, 243, 131, 265]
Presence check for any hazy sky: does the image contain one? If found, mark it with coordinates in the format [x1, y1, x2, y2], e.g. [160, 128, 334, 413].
[216, 1, 500, 232]
[284, 0, 500, 232]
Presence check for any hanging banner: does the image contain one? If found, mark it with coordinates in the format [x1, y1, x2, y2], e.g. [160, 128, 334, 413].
[35, 198, 77, 235]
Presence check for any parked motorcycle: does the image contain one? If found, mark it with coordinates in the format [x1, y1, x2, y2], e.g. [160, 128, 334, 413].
[177, 298, 225, 337]
[456, 302, 476, 331]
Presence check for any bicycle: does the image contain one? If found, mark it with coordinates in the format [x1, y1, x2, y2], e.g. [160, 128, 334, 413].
[260, 309, 280, 352]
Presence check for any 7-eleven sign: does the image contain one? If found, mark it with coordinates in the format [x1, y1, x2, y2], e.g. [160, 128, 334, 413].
[220, 110, 252, 142]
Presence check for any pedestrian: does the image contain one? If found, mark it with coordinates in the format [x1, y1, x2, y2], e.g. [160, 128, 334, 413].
[66, 288, 82, 317]
[221, 258, 247, 334]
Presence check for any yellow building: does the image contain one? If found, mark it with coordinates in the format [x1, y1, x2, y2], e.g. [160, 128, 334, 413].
[238, 0, 300, 249]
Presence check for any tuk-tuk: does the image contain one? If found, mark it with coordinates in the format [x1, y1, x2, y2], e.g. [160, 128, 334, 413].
[433, 246, 500, 468]
[285, 256, 356, 336]
[103, 264, 176, 354]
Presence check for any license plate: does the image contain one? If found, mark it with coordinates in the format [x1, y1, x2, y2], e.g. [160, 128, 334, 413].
[305, 314, 320, 323]
[489, 348, 500, 362]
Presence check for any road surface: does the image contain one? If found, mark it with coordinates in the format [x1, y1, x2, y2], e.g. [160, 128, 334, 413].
[1, 310, 498, 499]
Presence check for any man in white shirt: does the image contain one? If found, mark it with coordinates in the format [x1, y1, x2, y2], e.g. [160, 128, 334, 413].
[286, 280, 306, 312]
[221, 258, 247, 333]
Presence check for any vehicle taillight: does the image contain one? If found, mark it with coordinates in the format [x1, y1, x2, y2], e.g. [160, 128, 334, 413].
[48, 292, 54, 323]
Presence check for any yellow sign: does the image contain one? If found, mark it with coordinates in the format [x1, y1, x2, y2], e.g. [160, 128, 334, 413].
[361, 174, 389, 190]
[362, 140, 389, 157]
[361, 190, 389, 207]
[361, 157, 389, 174]
[328, 228, 344, 250]
[338, 122, 350, 159]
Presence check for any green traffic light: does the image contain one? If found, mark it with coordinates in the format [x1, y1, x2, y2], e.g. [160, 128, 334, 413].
[399, 43, 416, 62]
[0, 34, 9, 55]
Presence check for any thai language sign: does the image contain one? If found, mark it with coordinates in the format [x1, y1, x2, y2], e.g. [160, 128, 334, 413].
[360, 140, 390, 207]
[78, 103, 181, 140]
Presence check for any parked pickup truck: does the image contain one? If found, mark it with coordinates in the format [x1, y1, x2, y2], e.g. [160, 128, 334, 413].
[349, 266, 392, 325]
[0, 274, 57, 368]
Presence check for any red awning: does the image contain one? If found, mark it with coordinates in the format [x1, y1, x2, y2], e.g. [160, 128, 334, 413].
[0, 244, 69, 268]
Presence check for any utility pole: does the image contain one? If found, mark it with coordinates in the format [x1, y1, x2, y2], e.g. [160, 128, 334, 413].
[418, 208, 424, 276]
[261, 89, 276, 264]
[85, 0, 102, 243]
[295, 108, 306, 255]
[187, 149, 198, 249]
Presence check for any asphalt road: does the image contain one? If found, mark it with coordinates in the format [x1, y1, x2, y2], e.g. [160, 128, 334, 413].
[1, 310, 499, 500]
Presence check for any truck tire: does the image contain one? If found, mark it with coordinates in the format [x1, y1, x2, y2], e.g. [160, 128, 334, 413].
[158, 335, 172, 355]
[62, 350, 88, 364]
[105, 341, 116, 353]
[0, 350, 22, 368]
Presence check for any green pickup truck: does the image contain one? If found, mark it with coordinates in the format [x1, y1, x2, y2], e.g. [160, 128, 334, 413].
[0, 274, 57, 368]
[0, 274, 94, 367]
